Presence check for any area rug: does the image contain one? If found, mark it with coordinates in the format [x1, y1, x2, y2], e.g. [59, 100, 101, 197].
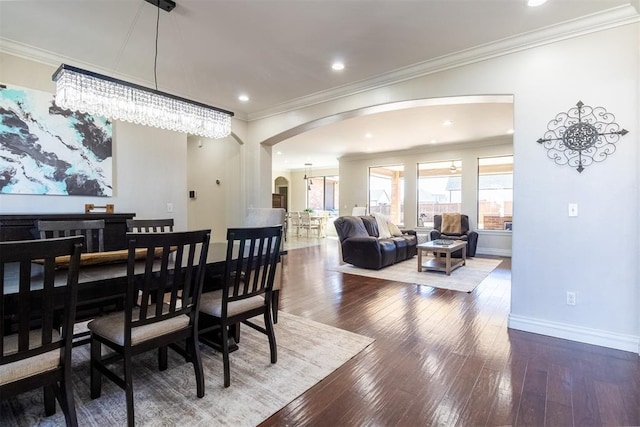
[329, 256, 502, 292]
[1, 312, 374, 426]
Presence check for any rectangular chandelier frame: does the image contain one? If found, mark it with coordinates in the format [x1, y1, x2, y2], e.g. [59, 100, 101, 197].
[52, 64, 234, 139]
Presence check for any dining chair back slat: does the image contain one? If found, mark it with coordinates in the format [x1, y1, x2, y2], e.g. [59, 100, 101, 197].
[37, 220, 105, 253]
[126, 218, 174, 233]
[1, 236, 83, 426]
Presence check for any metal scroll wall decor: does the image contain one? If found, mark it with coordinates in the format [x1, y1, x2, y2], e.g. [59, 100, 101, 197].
[537, 101, 628, 173]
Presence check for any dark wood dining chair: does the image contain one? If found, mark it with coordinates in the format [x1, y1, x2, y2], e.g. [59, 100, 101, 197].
[126, 218, 174, 233]
[199, 225, 282, 387]
[37, 219, 105, 253]
[0, 236, 83, 427]
[37, 219, 108, 346]
[87, 229, 211, 427]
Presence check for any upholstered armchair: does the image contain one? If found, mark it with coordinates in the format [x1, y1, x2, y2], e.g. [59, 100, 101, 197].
[430, 213, 478, 257]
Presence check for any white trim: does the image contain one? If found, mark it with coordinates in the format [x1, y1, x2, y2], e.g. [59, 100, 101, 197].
[476, 247, 511, 257]
[508, 314, 640, 354]
[477, 229, 512, 236]
[1, 6, 637, 123]
[248, 5, 640, 120]
[0, 38, 247, 122]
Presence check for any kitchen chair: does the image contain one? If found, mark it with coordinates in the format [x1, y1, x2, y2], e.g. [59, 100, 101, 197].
[87, 229, 211, 427]
[199, 226, 282, 387]
[37, 219, 105, 253]
[288, 211, 301, 237]
[1, 236, 83, 427]
[126, 218, 174, 233]
[299, 211, 320, 238]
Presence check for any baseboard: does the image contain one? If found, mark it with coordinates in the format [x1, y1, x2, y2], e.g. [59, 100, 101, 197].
[476, 247, 511, 257]
[508, 314, 640, 354]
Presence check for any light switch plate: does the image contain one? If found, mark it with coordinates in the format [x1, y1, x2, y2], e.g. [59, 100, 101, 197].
[568, 203, 578, 217]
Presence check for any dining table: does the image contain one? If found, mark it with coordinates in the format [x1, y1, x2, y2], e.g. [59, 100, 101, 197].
[2, 241, 286, 350]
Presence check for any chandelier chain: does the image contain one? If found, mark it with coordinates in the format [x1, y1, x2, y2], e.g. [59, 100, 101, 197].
[154, 2, 160, 91]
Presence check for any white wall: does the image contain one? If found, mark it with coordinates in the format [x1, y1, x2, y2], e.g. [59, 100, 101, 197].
[246, 23, 640, 352]
[186, 134, 243, 242]
[2, 18, 638, 352]
[0, 53, 189, 230]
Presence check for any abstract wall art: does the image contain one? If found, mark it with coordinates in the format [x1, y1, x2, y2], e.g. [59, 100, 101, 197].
[0, 83, 112, 196]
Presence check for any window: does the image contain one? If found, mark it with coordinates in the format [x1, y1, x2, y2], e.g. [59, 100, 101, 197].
[307, 175, 339, 215]
[477, 156, 513, 230]
[369, 165, 404, 225]
[417, 160, 462, 228]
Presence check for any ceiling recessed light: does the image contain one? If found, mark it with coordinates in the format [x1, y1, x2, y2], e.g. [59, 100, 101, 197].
[276, 151, 282, 155]
[332, 62, 345, 71]
[430, 139, 437, 144]
[442, 120, 453, 126]
[507, 129, 514, 134]
[527, 0, 547, 6]
[365, 133, 372, 139]
[238, 94, 249, 102]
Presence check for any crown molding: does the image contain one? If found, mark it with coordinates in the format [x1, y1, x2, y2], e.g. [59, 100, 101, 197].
[249, 4, 640, 121]
[2, 5, 637, 124]
[338, 135, 513, 163]
[0, 38, 248, 122]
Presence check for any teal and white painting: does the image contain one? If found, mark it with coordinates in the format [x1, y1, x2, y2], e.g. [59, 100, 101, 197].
[0, 83, 112, 196]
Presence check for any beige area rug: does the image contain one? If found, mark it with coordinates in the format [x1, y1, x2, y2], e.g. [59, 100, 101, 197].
[329, 256, 502, 292]
[1, 312, 374, 427]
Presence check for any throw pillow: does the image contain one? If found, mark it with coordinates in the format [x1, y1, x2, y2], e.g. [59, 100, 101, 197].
[373, 213, 392, 239]
[441, 213, 462, 234]
[387, 221, 404, 237]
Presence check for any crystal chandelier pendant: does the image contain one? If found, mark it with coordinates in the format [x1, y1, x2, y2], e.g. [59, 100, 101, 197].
[52, 64, 233, 139]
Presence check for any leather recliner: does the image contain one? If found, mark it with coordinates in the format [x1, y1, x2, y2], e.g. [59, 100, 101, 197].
[333, 215, 417, 270]
[429, 214, 478, 257]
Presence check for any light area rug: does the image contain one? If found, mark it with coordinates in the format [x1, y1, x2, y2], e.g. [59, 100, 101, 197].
[329, 256, 502, 292]
[1, 312, 374, 427]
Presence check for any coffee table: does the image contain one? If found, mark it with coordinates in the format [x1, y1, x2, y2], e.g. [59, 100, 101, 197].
[417, 240, 467, 275]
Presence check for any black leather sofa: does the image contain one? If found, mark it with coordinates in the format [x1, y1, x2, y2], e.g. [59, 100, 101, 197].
[429, 214, 478, 257]
[333, 215, 417, 270]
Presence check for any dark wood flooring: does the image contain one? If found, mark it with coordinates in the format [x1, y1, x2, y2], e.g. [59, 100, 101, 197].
[260, 240, 640, 426]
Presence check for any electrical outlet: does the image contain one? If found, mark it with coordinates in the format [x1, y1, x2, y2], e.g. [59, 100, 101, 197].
[566, 291, 576, 306]
[167, 203, 173, 213]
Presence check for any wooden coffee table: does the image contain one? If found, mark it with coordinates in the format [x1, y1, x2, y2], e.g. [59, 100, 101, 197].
[417, 240, 467, 275]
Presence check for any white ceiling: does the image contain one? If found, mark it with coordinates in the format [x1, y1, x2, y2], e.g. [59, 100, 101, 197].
[0, 0, 636, 170]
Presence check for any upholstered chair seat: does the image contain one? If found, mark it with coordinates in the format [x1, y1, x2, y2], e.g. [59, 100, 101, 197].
[200, 289, 264, 318]
[1, 330, 62, 385]
[88, 306, 190, 346]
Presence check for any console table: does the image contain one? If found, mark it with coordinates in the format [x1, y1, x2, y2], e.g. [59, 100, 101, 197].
[0, 213, 135, 251]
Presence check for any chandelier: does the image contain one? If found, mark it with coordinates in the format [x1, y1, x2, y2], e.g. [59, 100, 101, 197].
[303, 163, 313, 190]
[51, 1, 233, 139]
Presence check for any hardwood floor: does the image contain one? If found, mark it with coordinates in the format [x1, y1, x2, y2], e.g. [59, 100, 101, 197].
[260, 240, 640, 426]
